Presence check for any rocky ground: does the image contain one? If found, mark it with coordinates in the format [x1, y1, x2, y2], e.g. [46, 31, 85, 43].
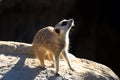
[0, 41, 119, 80]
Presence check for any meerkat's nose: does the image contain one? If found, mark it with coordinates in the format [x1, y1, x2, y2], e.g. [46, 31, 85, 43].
[68, 19, 74, 26]
[69, 19, 74, 22]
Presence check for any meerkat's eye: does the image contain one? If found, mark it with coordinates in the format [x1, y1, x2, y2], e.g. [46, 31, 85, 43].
[61, 21, 68, 26]
[55, 28, 60, 34]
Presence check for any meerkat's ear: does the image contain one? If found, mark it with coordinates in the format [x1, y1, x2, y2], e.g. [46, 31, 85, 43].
[55, 28, 60, 34]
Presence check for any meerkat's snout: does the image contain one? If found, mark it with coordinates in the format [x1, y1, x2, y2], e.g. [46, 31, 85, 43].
[55, 19, 74, 29]
[55, 19, 74, 35]
[61, 19, 74, 27]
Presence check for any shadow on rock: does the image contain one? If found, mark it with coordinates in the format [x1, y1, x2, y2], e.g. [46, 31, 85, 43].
[0, 53, 43, 80]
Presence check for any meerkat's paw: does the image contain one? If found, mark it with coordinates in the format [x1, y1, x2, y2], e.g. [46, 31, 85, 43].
[37, 65, 46, 70]
[70, 68, 74, 71]
[55, 72, 60, 76]
[49, 64, 54, 68]
[69, 67, 74, 71]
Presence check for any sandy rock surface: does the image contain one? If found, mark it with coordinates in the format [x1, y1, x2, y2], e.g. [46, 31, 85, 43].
[0, 41, 119, 80]
[0, 41, 32, 54]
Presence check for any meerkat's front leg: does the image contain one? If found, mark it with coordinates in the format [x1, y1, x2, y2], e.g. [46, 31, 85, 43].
[62, 51, 73, 71]
[53, 53, 60, 76]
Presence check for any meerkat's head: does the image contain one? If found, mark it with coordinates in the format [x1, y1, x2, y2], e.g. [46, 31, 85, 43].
[54, 19, 74, 36]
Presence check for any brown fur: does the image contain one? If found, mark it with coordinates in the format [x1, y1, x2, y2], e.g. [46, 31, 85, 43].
[32, 27, 65, 71]
[32, 19, 74, 75]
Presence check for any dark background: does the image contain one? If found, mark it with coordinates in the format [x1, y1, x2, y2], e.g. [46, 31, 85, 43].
[0, 0, 119, 77]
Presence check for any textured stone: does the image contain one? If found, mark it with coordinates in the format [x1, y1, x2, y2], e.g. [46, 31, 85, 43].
[0, 41, 119, 80]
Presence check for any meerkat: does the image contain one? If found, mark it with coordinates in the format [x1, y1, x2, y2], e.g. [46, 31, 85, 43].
[32, 19, 74, 75]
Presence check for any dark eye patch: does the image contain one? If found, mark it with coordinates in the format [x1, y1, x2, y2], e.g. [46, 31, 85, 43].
[61, 21, 68, 26]
[55, 28, 60, 34]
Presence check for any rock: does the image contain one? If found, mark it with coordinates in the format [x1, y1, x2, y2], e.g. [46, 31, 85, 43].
[0, 41, 32, 54]
[0, 41, 119, 80]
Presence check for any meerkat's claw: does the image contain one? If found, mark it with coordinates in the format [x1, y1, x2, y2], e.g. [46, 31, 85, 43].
[39, 66, 46, 70]
[50, 64, 54, 68]
[55, 73, 60, 76]
[70, 68, 74, 71]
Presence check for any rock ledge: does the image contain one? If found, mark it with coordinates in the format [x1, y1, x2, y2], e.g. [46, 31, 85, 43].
[0, 41, 119, 80]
